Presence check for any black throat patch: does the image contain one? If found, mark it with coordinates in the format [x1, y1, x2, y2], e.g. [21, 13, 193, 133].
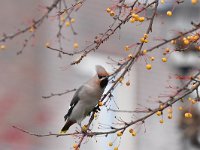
[100, 78, 108, 88]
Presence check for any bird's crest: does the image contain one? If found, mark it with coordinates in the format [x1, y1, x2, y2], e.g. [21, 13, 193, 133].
[95, 65, 109, 77]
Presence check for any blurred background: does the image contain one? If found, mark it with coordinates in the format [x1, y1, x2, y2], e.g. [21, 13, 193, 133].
[0, 0, 200, 150]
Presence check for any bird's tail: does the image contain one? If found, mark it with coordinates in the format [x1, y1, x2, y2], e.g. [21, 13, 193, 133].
[60, 120, 75, 134]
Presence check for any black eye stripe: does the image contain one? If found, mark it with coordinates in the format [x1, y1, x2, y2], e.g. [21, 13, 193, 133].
[98, 75, 106, 79]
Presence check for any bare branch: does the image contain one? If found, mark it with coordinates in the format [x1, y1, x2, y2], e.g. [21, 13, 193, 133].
[42, 88, 76, 99]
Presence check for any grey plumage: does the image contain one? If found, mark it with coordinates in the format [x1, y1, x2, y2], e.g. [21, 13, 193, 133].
[60, 65, 109, 133]
[64, 86, 82, 121]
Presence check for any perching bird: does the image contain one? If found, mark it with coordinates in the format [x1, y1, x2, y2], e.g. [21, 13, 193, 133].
[60, 65, 109, 133]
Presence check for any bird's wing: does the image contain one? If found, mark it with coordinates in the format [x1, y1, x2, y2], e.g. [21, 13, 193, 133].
[64, 86, 83, 121]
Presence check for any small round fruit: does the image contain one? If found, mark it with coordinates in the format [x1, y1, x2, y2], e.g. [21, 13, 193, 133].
[114, 147, 118, 150]
[168, 113, 172, 119]
[73, 42, 79, 48]
[146, 64, 152, 70]
[132, 131, 137, 136]
[65, 21, 70, 27]
[117, 131, 123, 137]
[139, 17, 145, 22]
[106, 8, 111, 13]
[150, 56, 155, 61]
[73, 143, 78, 149]
[160, 119, 164, 124]
[110, 11, 115, 16]
[124, 45, 130, 51]
[98, 101, 103, 106]
[108, 142, 113, 147]
[126, 81, 130, 86]
[162, 57, 167, 62]
[185, 112, 192, 118]
[191, 0, 198, 5]
[130, 17, 136, 23]
[167, 11, 172, 16]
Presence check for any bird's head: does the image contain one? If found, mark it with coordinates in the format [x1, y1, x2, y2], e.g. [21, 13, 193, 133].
[95, 65, 109, 89]
[95, 65, 109, 80]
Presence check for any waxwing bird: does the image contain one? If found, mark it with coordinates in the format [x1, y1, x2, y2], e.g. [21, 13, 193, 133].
[60, 65, 109, 133]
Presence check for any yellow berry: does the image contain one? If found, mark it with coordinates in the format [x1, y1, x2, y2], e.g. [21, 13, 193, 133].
[106, 8, 111, 13]
[71, 18, 75, 23]
[168, 113, 173, 119]
[150, 56, 155, 61]
[132, 131, 137, 136]
[162, 57, 167, 62]
[73, 42, 79, 48]
[160, 119, 164, 124]
[167, 11, 172, 16]
[132, 13, 139, 20]
[140, 37, 145, 43]
[124, 45, 130, 51]
[156, 111, 162, 116]
[185, 112, 192, 118]
[139, 17, 145, 22]
[110, 11, 115, 17]
[114, 147, 118, 150]
[191, 0, 198, 5]
[193, 35, 199, 41]
[117, 131, 123, 137]
[188, 97, 192, 101]
[130, 17, 136, 23]
[146, 64, 152, 70]
[142, 49, 147, 55]
[144, 39, 148, 43]
[161, 0, 165, 4]
[187, 35, 191, 39]
[108, 142, 113, 147]
[129, 128, 133, 133]
[191, 99, 197, 104]
[65, 21, 70, 27]
[98, 101, 103, 106]
[73, 143, 78, 149]
[183, 40, 190, 45]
